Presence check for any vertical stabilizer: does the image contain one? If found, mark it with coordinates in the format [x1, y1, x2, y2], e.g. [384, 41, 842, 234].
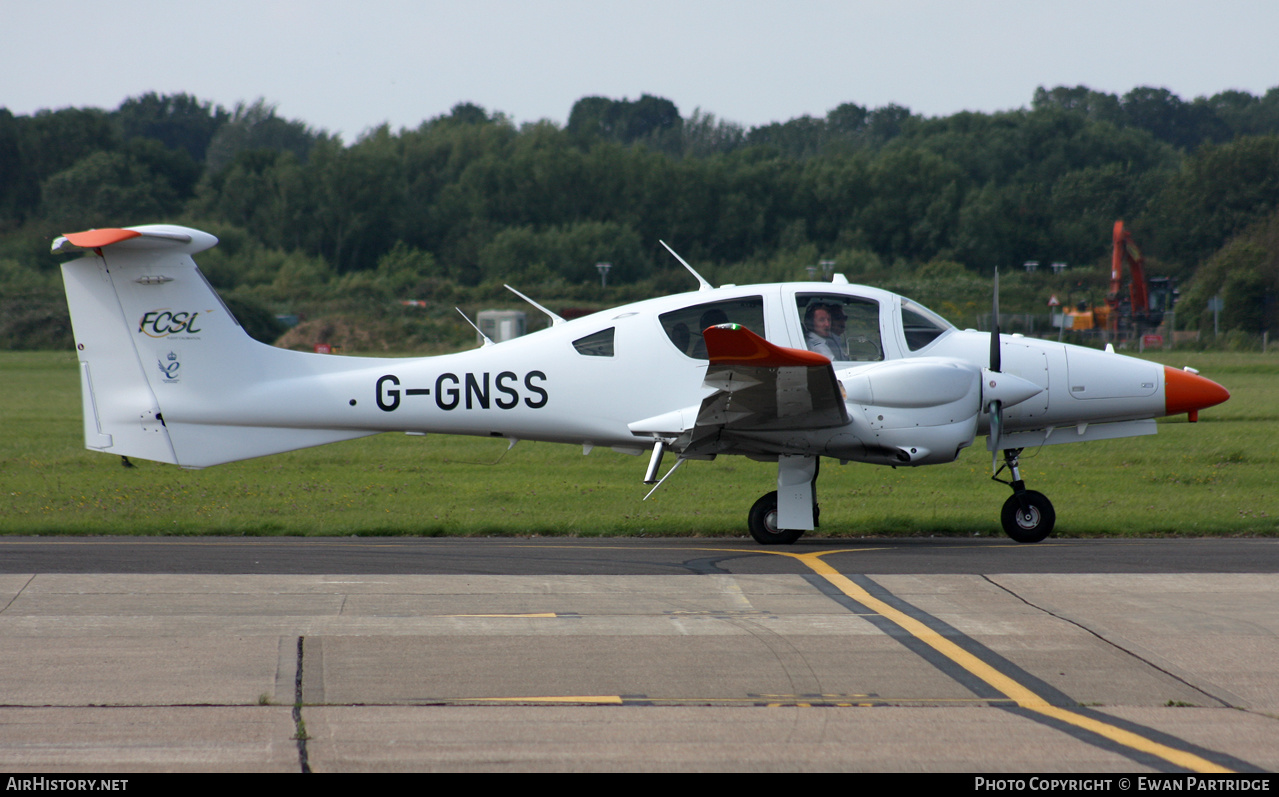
[55, 225, 375, 467]
[58, 230, 194, 464]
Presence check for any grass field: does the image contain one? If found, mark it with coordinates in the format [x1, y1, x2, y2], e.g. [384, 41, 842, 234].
[2, 349, 1275, 539]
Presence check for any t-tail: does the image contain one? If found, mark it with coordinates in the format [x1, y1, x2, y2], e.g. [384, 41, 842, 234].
[55, 225, 379, 468]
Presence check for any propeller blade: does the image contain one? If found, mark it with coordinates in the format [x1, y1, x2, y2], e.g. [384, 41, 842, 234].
[982, 367, 1045, 476]
[989, 267, 1003, 473]
[990, 267, 1001, 373]
[989, 399, 1002, 473]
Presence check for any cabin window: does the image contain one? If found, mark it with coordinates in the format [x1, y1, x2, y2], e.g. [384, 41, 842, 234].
[659, 296, 765, 359]
[572, 327, 615, 357]
[795, 294, 883, 362]
[900, 299, 953, 351]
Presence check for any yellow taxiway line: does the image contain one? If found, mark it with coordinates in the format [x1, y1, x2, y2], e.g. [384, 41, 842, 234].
[785, 548, 1233, 774]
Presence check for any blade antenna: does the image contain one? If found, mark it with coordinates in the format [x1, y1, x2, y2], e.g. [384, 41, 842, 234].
[505, 284, 565, 326]
[660, 241, 712, 291]
[456, 308, 494, 347]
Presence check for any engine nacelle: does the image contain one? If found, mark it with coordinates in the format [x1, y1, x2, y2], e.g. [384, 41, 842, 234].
[822, 415, 979, 465]
[814, 360, 983, 465]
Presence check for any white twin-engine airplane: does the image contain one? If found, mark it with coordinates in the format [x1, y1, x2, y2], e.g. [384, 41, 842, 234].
[54, 225, 1230, 544]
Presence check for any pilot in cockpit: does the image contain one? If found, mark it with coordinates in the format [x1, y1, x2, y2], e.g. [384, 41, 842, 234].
[828, 304, 849, 359]
[691, 308, 729, 358]
[803, 303, 841, 361]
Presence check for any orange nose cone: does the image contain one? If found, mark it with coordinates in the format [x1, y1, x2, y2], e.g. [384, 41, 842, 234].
[1164, 366, 1230, 417]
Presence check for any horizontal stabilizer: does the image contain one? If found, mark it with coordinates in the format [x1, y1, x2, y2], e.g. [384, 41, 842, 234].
[53, 225, 215, 255]
[165, 424, 377, 468]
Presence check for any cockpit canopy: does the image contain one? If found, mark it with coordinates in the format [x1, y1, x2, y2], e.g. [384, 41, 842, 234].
[610, 282, 955, 365]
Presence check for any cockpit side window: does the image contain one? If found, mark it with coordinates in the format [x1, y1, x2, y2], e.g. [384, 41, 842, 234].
[659, 296, 765, 359]
[796, 294, 883, 362]
[900, 299, 953, 351]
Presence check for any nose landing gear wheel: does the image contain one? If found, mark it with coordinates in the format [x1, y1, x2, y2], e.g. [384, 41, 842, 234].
[747, 491, 805, 545]
[1000, 490, 1055, 543]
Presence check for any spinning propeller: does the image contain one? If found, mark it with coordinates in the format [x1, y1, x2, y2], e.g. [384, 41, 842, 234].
[979, 269, 1043, 473]
[987, 268, 1005, 472]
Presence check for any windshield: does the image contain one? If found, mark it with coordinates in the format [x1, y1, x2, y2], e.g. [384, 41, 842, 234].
[900, 299, 953, 351]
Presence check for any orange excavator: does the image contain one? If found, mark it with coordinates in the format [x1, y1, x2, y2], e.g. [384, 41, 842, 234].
[1100, 220, 1174, 339]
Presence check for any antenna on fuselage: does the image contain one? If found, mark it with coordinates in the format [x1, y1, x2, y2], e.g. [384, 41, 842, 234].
[660, 241, 712, 292]
[504, 284, 565, 326]
[456, 307, 494, 347]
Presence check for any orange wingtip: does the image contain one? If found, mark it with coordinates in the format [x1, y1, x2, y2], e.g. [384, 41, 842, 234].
[62, 228, 142, 248]
[1164, 366, 1230, 416]
[704, 324, 831, 367]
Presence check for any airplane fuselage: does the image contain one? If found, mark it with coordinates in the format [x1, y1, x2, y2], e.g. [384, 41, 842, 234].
[142, 281, 1188, 468]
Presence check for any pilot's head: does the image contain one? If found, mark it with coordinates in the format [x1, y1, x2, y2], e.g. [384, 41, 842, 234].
[829, 306, 847, 334]
[805, 304, 831, 336]
[700, 308, 729, 331]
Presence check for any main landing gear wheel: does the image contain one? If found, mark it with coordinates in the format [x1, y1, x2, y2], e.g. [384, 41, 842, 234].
[1000, 490, 1055, 543]
[747, 491, 805, 545]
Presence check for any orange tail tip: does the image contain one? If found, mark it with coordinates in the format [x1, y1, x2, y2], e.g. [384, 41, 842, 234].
[1164, 366, 1230, 417]
[60, 228, 143, 248]
[703, 324, 831, 368]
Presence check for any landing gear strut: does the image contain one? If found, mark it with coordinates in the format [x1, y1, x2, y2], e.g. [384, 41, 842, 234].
[993, 448, 1055, 543]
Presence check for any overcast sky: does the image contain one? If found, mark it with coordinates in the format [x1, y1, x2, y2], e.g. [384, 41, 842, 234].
[5, 0, 1277, 141]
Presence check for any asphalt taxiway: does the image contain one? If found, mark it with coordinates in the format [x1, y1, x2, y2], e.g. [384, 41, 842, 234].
[0, 537, 1275, 772]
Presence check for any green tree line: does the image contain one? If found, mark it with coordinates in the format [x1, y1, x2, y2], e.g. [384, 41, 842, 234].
[4, 85, 1279, 348]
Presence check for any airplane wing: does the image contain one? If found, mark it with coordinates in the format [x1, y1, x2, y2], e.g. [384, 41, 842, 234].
[692, 324, 849, 438]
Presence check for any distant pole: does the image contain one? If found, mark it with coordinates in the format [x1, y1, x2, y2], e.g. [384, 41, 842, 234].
[596, 262, 612, 289]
